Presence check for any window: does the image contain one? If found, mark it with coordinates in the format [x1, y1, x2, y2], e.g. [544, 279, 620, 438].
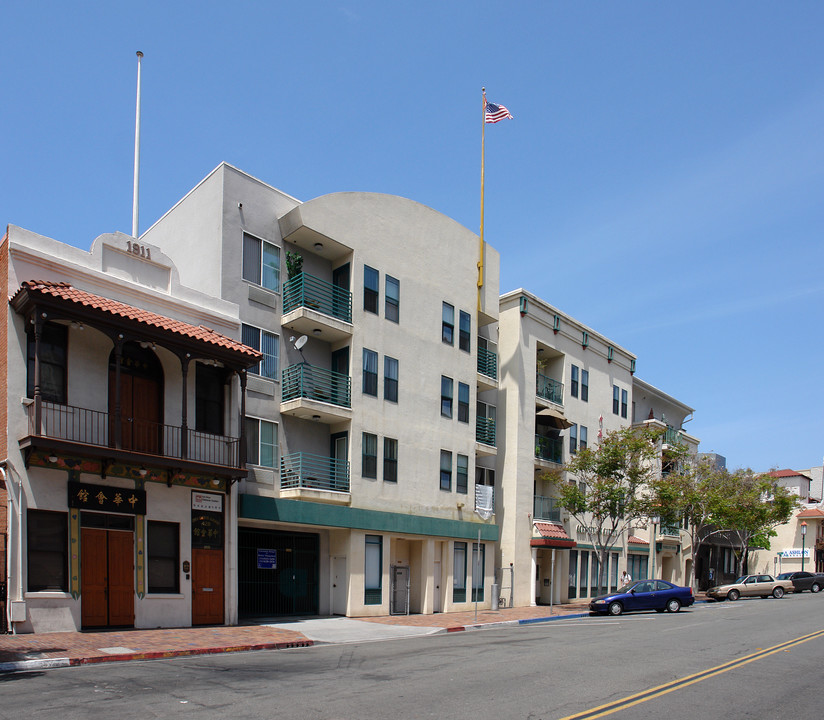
[569, 423, 578, 454]
[472, 542, 485, 602]
[148, 521, 179, 594]
[246, 417, 277, 468]
[570, 365, 579, 398]
[363, 349, 378, 396]
[440, 450, 452, 491]
[459, 311, 471, 352]
[581, 370, 589, 402]
[621, 389, 628, 419]
[365, 535, 382, 604]
[458, 382, 470, 423]
[385, 276, 399, 322]
[384, 356, 398, 403]
[383, 437, 398, 483]
[568, 550, 578, 599]
[196, 363, 224, 435]
[442, 303, 454, 345]
[27, 322, 67, 404]
[27, 510, 67, 592]
[242, 232, 280, 292]
[362, 432, 378, 479]
[453, 542, 467, 602]
[242, 324, 279, 379]
[613, 385, 620, 415]
[441, 376, 453, 418]
[580, 425, 588, 452]
[456, 454, 468, 494]
[364, 266, 379, 314]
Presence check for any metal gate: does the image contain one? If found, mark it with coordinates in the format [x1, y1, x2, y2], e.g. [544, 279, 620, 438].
[390, 565, 410, 615]
[238, 528, 319, 618]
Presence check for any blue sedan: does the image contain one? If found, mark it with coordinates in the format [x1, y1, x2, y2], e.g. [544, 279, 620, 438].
[589, 579, 695, 616]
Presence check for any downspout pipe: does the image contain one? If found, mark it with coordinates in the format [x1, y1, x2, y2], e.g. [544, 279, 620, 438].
[1, 460, 22, 633]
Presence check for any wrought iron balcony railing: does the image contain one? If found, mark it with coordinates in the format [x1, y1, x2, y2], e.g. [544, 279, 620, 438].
[477, 346, 498, 381]
[533, 495, 562, 522]
[280, 451, 350, 493]
[282, 272, 352, 323]
[535, 434, 563, 464]
[476, 416, 496, 447]
[536, 373, 564, 405]
[281, 363, 351, 407]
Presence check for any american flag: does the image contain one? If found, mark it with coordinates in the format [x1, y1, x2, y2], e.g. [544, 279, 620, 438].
[485, 100, 513, 124]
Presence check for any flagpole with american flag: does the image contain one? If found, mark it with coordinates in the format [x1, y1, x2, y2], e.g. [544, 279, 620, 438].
[478, 88, 513, 311]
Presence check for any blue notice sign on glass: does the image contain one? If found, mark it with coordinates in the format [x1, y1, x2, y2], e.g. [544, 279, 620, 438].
[257, 548, 277, 570]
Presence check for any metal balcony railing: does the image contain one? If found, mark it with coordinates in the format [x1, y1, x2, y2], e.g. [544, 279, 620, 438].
[282, 272, 352, 323]
[535, 434, 563, 464]
[26, 402, 241, 468]
[280, 451, 350, 493]
[281, 363, 351, 407]
[663, 427, 683, 446]
[536, 373, 564, 405]
[476, 416, 496, 447]
[533, 495, 562, 522]
[660, 524, 682, 537]
[477, 346, 498, 381]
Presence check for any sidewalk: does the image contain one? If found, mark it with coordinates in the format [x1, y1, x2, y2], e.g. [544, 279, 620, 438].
[0, 596, 704, 673]
[0, 602, 590, 672]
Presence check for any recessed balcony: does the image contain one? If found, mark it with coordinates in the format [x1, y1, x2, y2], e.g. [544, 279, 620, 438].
[536, 373, 564, 407]
[535, 434, 563, 467]
[281, 273, 353, 343]
[533, 495, 562, 522]
[477, 345, 498, 391]
[22, 402, 242, 474]
[280, 363, 352, 424]
[475, 416, 497, 457]
[280, 451, 351, 504]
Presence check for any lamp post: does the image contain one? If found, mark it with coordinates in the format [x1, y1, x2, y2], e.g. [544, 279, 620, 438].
[801, 521, 808, 572]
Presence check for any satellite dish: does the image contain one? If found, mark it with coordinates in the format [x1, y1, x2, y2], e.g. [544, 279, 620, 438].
[294, 335, 308, 351]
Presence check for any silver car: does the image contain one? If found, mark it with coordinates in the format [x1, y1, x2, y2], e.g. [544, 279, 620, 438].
[707, 574, 793, 601]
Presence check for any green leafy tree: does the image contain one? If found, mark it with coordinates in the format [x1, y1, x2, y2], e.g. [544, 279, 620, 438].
[553, 426, 663, 593]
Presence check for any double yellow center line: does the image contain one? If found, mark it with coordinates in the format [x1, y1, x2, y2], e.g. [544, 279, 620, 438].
[559, 628, 824, 720]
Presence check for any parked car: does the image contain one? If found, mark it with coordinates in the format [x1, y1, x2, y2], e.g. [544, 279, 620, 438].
[777, 571, 824, 593]
[589, 579, 695, 616]
[706, 574, 793, 601]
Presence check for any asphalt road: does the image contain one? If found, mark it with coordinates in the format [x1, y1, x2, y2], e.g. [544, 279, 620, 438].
[2, 594, 822, 720]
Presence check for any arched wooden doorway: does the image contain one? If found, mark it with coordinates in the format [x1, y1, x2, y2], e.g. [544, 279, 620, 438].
[109, 342, 164, 453]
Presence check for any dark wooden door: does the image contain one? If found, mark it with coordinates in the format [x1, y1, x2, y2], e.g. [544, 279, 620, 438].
[109, 343, 163, 453]
[192, 548, 224, 625]
[81, 529, 135, 628]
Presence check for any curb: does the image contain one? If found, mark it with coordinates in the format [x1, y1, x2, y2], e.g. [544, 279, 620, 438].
[0, 639, 314, 673]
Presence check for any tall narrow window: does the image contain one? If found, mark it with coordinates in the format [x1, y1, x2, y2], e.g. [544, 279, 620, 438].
[459, 311, 471, 352]
[363, 349, 378, 396]
[458, 382, 470, 423]
[580, 425, 588, 452]
[245, 417, 277, 468]
[365, 535, 382, 605]
[613, 385, 620, 415]
[242, 324, 279, 379]
[362, 432, 378, 478]
[384, 356, 398, 403]
[581, 370, 589, 402]
[569, 423, 578, 454]
[441, 376, 453, 418]
[148, 521, 179, 594]
[440, 450, 452, 491]
[385, 275, 399, 323]
[27, 510, 67, 592]
[442, 303, 454, 345]
[453, 542, 467, 602]
[196, 363, 224, 435]
[570, 365, 579, 398]
[472, 542, 485, 602]
[383, 437, 398, 483]
[456, 454, 468, 494]
[27, 322, 68, 403]
[621, 389, 628, 419]
[364, 266, 379, 314]
[242, 232, 281, 292]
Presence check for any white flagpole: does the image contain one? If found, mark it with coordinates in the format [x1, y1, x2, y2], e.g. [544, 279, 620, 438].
[132, 51, 143, 238]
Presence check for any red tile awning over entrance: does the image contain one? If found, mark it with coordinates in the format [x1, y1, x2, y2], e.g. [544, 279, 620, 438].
[11, 280, 261, 367]
[531, 522, 576, 549]
[796, 508, 824, 519]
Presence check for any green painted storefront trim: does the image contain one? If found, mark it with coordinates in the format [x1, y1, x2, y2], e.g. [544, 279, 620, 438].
[239, 495, 498, 542]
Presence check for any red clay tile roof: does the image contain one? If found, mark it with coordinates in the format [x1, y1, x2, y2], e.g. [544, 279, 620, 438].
[796, 508, 824, 519]
[532, 522, 576, 548]
[12, 281, 261, 361]
[628, 535, 649, 545]
[768, 469, 811, 480]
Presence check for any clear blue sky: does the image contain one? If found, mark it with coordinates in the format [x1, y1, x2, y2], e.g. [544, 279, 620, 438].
[3, 1, 823, 473]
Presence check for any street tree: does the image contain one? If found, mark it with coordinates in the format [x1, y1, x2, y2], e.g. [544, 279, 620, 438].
[549, 426, 663, 593]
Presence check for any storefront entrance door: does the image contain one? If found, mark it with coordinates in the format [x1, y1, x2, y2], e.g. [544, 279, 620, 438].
[81, 527, 135, 628]
[192, 548, 224, 625]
